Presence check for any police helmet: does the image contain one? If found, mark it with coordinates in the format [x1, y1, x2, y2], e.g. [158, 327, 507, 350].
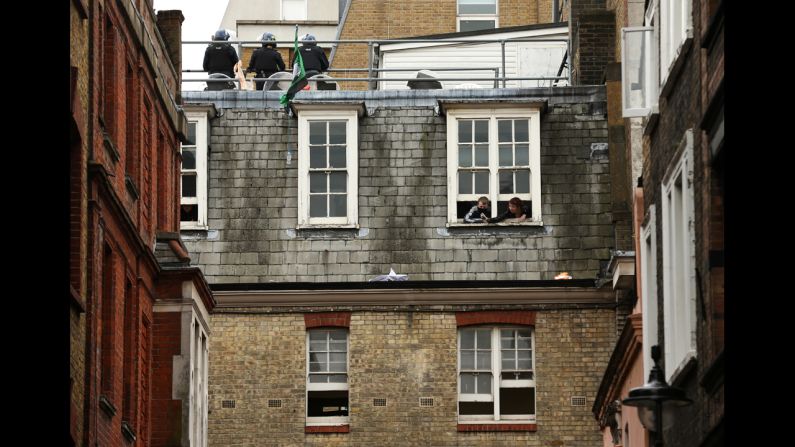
[261, 32, 277, 48]
[300, 33, 317, 46]
[213, 29, 230, 41]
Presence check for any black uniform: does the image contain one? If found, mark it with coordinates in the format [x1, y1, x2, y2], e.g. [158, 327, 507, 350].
[294, 45, 329, 73]
[203, 42, 239, 78]
[247, 46, 285, 90]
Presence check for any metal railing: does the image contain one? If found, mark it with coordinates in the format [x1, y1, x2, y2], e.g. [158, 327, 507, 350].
[184, 37, 570, 90]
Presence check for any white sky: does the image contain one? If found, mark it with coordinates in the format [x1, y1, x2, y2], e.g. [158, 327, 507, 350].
[153, 0, 230, 91]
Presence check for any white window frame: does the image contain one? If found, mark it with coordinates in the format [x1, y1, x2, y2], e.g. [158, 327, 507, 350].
[661, 129, 697, 383]
[659, 0, 692, 87]
[640, 205, 658, 381]
[457, 326, 536, 423]
[180, 112, 209, 230]
[306, 329, 349, 426]
[297, 109, 359, 228]
[189, 316, 209, 447]
[457, 0, 499, 32]
[281, 0, 307, 21]
[446, 107, 542, 225]
[620, 26, 658, 118]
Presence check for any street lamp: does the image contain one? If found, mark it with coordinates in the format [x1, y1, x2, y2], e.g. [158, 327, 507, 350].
[622, 345, 692, 447]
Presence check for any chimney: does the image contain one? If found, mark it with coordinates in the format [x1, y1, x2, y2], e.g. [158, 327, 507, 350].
[156, 10, 184, 103]
[569, 7, 615, 86]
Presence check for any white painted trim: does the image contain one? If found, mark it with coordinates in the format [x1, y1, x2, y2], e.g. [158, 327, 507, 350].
[661, 129, 697, 383]
[297, 109, 359, 227]
[457, 326, 535, 422]
[181, 111, 210, 230]
[621, 26, 658, 118]
[306, 329, 350, 422]
[446, 107, 542, 224]
[640, 205, 657, 381]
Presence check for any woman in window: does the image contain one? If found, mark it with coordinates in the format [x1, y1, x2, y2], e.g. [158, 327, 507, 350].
[487, 197, 530, 223]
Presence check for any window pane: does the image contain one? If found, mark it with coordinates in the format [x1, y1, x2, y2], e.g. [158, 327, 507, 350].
[309, 362, 324, 372]
[476, 351, 491, 369]
[329, 194, 347, 217]
[474, 144, 489, 166]
[182, 174, 196, 197]
[310, 352, 327, 364]
[476, 330, 491, 348]
[499, 171, 513, 194]
[180, 204, 198, 222]
[329, 172, 347, 193]
[461, 330, 475, 349]
[309, 374, 329, 383]
[459, 144, 473, 167]
[329, 121, 346, 144]
[309, 331, 326, 343]
[461, 351, 475, 370]
[310, 341, 326, 353]
[474, 120, 488, 142]
[283, 0, 307, 20]
[329, 146, 346, 168]
[500, 330, 514, 345]
[182, 148, 196, 169]
[499, 387, 534, 415]
[474, 172, 489, 194]
[329, 341, 347, 352]
[515, 144, 529, 165]
[499, 144, 513, 166]
[460, 20, 496, 32]
[309, 172, 327, 193]
[459, 0, 496, 14]
[498, 120, 512, 142]
[459, 120, 472, 143]
[503, 371, 534, 380]
[329, 330, 346, 342]
[186, 122, 196, 145]
[517, 331, 532, 348]
[501, 351, 516, 370]
[329, 362, 347, 372]
[460, 373, 476, 394]
[310, 147, 326, 168]
[476, 373, 492, 393]
[459, 401, 494, 415]
[459, 171, 472, 194]
[329, 353, 346, 364]
[309, 121, 326, 144]
[515, 170, 530, 194]
[514, 120, 529, 142]
[328, 374, 348, 383]
[309, 195, 327, 217]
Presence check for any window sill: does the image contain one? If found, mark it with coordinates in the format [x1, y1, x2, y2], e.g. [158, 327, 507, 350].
[296, 223, 359, 230]
[121, 421, 137, 443]
[668, 350, 697, 387]
[458, 423, 537, 432]
[447, 221, 543, 228]
[124, 175, 140, 201]
[305, 424, 350, 434]
[180, 223, 209, 231]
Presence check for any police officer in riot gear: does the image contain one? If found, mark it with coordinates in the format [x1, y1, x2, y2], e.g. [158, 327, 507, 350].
[247, 32, 285, 91]
[293, 33, 329, 76]
[203, 29, 239, 82]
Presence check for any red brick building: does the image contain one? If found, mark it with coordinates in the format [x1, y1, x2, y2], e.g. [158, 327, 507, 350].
[69, 1, 214, 446]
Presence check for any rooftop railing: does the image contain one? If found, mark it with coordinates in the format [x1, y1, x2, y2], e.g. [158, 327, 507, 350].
[183, 37, 570, 91]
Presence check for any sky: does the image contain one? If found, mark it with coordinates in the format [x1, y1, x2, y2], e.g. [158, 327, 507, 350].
[153, 0, 230, 90]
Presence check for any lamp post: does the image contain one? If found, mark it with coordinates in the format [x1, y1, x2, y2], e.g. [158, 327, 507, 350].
[622, 345, 692, 447]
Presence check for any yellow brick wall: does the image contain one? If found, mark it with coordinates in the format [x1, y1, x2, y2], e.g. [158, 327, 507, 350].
[208, 308, 614, 445]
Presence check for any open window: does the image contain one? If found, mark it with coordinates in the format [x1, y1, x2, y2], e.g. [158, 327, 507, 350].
[307, 329, 349, 425]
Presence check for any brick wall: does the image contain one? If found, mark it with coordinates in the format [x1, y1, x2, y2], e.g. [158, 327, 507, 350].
[333, 0, 552, 90]
[151, 311, 184, 447]
[207, 307, 614, 445]
[182, 87, 613, 283]
[571, 10, 615, 85]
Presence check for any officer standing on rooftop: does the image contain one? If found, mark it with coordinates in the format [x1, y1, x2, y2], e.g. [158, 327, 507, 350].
[293, 33, 329, 74]
[203, 29, 239, 79]
[247, 32, 285, 91]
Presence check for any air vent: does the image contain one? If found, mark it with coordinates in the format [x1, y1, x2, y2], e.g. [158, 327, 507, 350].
[373, 398, 387, 407]
[268, 399, 282, 408]
[571, 396, 587, 406]
[419, 397, 434, 407]
[222, 400, 236, 408]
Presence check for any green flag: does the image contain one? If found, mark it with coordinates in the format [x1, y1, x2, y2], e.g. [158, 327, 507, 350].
[280, 26, 308, 106]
